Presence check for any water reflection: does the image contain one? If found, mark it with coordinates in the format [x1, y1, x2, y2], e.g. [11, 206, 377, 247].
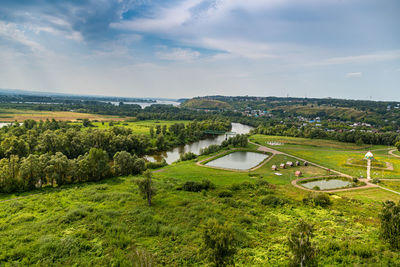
[301, 179, 351, 190]
[147, 123, 253, 164]
[205, 151, 268, 170]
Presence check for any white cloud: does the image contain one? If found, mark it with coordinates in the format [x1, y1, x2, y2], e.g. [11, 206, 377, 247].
[111, 0, 203, 32]
[156, 48, 200, 61]
[346, 72, 362, 78]
[321, 51, 400, 65]
[203, 38, 275, 59]
[0, 21, 43, 50]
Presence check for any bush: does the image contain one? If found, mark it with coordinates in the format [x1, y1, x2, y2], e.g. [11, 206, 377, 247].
[179, 152, 197, 161]
[218, 190, 233, 198]
[372, 178, 381, 184]
[146, 159, 168, 169]
[200, 144, 221, 155]
[303, 193, 331, 207]
[256, 179, 269, 187]
[181, 179, 215, 192]
[380, 200, 400, 249]
[261, 195, 287, 207]
[202, 219, 238, 266]
[288, 220, 317, 267]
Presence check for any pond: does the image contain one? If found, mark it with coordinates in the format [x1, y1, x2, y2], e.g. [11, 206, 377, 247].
[301, 179, 351, 190]
[205, 151, 268, 170]
[147, 123, 253, 164]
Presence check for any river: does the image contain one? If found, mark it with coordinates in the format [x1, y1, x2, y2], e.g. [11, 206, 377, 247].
[104, 100, 180, 108]
[146, 123, 253, 164]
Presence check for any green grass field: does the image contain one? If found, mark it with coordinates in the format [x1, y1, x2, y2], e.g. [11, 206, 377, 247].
[71, 120, 191, 135]
[250, 135, 400, 178]
[0, 108, 127, 122]
[2, 136, 400, 265]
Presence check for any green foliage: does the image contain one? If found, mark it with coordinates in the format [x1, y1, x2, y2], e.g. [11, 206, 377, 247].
[218, 190, 233, 198]
[179, 152, 197, 161]
[181, 179, 215, 192]
[261, 195, 287, 207]
[380, 200, 400, 249]
[287, 220, 317, 267]
[136, 170, 156, 206]
[303, 193, 332, 207]
[396, 141, 400, 152]
[145, 159, 167, 169]
[221, 134, 248, 148]
[200, 144, 222, 155]
[113, 151, 145, 176]
[202, 218, 237, 266]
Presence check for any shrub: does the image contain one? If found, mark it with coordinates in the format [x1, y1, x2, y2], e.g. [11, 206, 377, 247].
[202, 219, 238, 266]
[288, 220, 317, 267]
[240, 181, 256, 190]
[146, 159, 168, 169]
[261, 195, 287, 207]
[218, 190, 233, 198]
[256, 179, 269, 187]
[181, 179, 215, 192]
[303, 193, 331, 207]
[200, 144, 221, 155]
[380, 200, 400, 249]
[372, 178, 381, 184]
[257, 188, 273, 196]
[313, 194, 332, 207]
[229, 183, 242, 191]
[179, 152, 197, 161]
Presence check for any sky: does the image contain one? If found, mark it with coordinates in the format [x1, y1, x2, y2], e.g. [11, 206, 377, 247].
[0, 0, 399, 100]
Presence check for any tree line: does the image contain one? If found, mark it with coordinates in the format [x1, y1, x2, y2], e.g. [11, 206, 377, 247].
[253, 124, 400, 146]
[0, 118, 231, 193]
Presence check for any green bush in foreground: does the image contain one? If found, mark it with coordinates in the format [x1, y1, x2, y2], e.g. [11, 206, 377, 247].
[380, 200, 400, 249]
[136, 170, 156, 206]
[303, 193, 332, 208]
[288, 220, 317, 267]
[261, 195, 287, 207]
[202, 218, 237, 267]
[181, 179, 216, 192]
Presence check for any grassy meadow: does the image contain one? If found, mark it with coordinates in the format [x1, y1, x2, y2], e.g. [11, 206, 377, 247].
[0, 108, 128, 122]
[2, 138, 400, 265]
[70, 120, 191, 135]
[250, 135, 400, 179]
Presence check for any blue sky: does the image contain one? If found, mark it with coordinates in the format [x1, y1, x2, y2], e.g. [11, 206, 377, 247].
[0, 0, 399, 100]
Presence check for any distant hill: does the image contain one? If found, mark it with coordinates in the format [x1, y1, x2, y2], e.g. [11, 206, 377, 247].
[181, 98, 231, 110]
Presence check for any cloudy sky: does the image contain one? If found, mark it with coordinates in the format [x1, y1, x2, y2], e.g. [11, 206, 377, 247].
[0, 0, 399, 100]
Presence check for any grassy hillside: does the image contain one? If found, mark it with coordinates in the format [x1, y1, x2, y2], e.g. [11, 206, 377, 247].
[0, 108, 128, 122]
[181, 98, 231, 110]
[274, 104, 366, 120]
[1, 142, 400, 265]
[71, 120, 191, 135]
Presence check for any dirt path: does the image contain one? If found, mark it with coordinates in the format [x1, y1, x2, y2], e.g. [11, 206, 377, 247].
[389, 149, 400, 158]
